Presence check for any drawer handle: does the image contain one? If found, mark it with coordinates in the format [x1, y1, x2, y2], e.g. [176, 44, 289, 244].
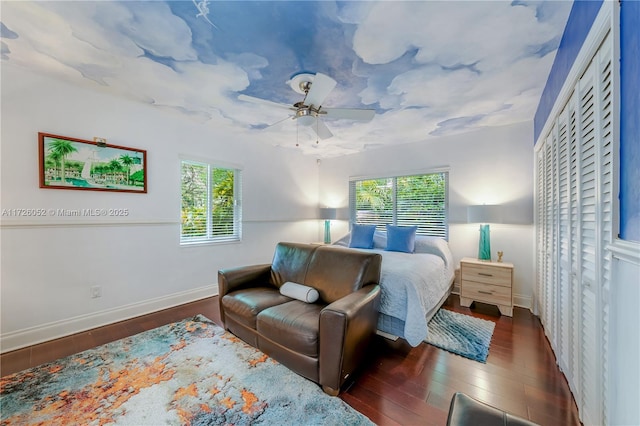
[478, 290, 493, 295]
[478, 272, 494, 277]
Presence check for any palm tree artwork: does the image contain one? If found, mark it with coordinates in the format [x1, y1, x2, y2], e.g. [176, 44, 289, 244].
[40, 133, 146, 192]
[119, 154, 134, 185]
[109, 159, 122, 183]
[47, 139, 77, 184]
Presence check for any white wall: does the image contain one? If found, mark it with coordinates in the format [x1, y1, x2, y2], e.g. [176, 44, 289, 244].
[319, 122, 535, 307]
[0, 66, 321, 351]
[609, 242, 640, 426]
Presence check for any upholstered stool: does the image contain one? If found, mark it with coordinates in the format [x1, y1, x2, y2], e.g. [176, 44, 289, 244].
[446, 392, 538, 426]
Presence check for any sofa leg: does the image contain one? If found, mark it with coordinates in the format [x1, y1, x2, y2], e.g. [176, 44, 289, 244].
[322, 385, 340, 397]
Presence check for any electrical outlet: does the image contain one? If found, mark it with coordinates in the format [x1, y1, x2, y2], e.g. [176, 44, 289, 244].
[90, 285, 102, 298]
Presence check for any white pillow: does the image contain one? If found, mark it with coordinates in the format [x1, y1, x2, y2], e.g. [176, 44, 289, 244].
[280, 282, 319, 303]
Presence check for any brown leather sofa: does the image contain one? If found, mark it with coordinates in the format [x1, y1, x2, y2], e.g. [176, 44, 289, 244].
[218, 242, 382, 396]
[447, 392, 539, 426]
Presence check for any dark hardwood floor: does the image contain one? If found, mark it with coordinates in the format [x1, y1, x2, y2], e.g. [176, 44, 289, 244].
[0, 295, 580, 426]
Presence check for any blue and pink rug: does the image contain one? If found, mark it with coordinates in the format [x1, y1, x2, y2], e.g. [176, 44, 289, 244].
[0, 315, 373, 425]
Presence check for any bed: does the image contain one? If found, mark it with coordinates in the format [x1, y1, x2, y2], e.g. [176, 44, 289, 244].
[333, 231, 455, 347]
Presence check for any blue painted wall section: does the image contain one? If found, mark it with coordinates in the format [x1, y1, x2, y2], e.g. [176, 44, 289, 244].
[534, 0, 603, 142]
[619, 0, 640, 242]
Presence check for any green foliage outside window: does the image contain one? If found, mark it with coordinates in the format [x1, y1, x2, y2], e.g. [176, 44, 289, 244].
[181, 161, 239, 242]
[351, 172, 447, 238]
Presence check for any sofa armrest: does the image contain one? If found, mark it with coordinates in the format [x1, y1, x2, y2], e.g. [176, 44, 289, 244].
[319, 284, 380, 393]
[218, 264, 272, 297]
[218, 264, 272, 326]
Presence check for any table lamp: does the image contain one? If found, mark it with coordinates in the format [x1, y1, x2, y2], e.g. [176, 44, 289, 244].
[467, 205, 502, 261]
[319, 207, 337, 244]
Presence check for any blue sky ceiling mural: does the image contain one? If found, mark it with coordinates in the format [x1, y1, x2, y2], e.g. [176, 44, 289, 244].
[1, 1, 572, 157]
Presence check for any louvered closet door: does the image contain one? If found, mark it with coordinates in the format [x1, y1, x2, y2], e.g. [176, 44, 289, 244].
[556, 105, 571, 375]
[567, 92, 581, 395]
[534, 28, 613, 425]
[577, 54, 600, 426]
[544, 135, 557, 343]
[577, 30, 613, 426]
[595, 33, 613, 426]
[535, 149, 546, 319]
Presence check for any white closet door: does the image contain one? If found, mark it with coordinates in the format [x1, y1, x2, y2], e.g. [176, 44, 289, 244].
[544, 135, 557, 343]
[567, 92, 582, 395]
[596, 33, 614, 426]
[535, 149, 546, 318]
[557, 105, 571, 374]
[578, 32, 613, 426]
[578, 54, 599, 426]
[534, 20, 613, 426]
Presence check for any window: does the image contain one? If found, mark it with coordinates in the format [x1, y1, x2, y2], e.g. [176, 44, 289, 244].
[349, 171, 448, 238]
[180, 159, 242, 244]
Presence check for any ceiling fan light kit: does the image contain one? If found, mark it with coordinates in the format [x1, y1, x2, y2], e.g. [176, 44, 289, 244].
[239, 72, 375, 146]
[288, 73, 315, 95]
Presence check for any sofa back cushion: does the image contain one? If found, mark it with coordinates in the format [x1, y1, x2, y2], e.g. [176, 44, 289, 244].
[270, 242, 318, 287]
[305, 246, 382, 303]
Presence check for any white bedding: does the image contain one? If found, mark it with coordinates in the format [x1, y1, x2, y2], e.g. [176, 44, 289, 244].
[334, 232, 454, 346]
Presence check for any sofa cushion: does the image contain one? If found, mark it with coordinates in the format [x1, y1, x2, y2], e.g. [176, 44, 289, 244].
[280, 281, 319, 303]
[257, 301, 323, 357]
[222, 287, 291, 329]
[270, 242, 319, 287]
[305, 246, 382, 303]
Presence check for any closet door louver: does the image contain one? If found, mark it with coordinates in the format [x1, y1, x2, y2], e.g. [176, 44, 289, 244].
[557, 104, 571, 375]
[578, 54, 600, 426]
[596, 35, 613, 426]
[544, 134, 557, 344]
[535, 148, 546, 319]
[568, 93, 581, 395]
[534, 30, 613, 425]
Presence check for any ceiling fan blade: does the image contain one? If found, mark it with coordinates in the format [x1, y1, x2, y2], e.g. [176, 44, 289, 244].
[322, 107, 375, 122]
[304, 73, 337, 107]
[266, 115, 294, 128]
[312, 119, 334, 140]
[238, 94, 294, 111]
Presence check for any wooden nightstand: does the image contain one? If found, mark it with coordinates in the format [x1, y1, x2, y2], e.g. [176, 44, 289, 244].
[459, 257, 514, 317]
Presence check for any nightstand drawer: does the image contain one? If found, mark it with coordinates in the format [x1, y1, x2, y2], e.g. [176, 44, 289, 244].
[461, 264, 512, 287]
[460, 281, 511, 306]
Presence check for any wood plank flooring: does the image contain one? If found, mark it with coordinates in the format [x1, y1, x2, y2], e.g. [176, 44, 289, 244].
[0, 295, 580, 426]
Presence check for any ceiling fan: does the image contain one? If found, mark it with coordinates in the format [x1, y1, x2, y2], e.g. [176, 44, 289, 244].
[238, 72, 375, 141]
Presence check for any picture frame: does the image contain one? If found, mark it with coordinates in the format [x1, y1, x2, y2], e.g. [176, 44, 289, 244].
[39, 132, 147, 193]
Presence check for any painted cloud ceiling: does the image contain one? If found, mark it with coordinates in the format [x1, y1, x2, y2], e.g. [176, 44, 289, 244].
[1, 1, 572, 157]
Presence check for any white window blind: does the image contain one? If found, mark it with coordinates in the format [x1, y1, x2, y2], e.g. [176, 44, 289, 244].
[349, 172, 448, 238]
[180, 160, 242, 244]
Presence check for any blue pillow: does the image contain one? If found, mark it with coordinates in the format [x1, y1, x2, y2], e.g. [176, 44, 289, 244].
[349, 224, 376, 249]
[385, 225, 418, 253]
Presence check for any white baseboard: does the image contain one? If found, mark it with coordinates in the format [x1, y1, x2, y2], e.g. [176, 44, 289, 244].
[1, 284, 219, 353]
[513, 293, 532, 311]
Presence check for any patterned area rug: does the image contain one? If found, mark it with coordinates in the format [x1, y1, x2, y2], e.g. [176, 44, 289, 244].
[0, 315, 373, 425]
[425, 309, 496, 363]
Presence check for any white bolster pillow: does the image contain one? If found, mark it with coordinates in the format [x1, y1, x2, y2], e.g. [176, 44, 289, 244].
[280, 282, 319, 303]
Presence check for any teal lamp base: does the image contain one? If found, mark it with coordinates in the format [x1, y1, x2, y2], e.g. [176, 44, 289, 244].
[478, 224, 491, 261]
[323, 220, 331, 244]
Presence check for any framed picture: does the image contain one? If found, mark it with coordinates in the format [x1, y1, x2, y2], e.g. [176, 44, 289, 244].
[39, 133, 147, 193]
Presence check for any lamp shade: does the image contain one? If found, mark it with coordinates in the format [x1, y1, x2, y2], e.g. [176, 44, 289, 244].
[319, 207, 337, 220]
[467, 205, 502, 224]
